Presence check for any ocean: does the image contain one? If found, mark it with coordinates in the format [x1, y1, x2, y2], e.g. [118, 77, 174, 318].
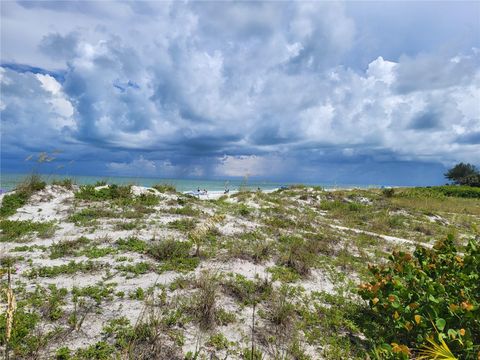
[0, 172, 383, 193]
[0, 172, 289, 193]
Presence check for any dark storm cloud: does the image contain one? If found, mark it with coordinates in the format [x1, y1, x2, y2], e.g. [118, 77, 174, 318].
[1, 1, 479, 185]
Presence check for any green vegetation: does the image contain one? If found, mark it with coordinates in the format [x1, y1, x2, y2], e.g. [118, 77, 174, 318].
[152, 183, 176, 193]
[0, 174, 46, 217]
[445, 162, 480, 187]
[168, 218, 197, 231]
[0, 220, 55, 241]
[116, 236, 148, 253]
[401, 185, 480, 199]
[359, 235, 479, 358]
[75, 184, 132, 201]
[222, 273, 272, 306]
[51, 178, 75, 189]
[27, 260, 102, 278]
[68, 208, 117, 225]
[72, 282, 116, 304]
[1, 179, 479, 359]
[149, 239, 199, 273]
[115, 261, 152, 276]
[49, 236, 91, 258]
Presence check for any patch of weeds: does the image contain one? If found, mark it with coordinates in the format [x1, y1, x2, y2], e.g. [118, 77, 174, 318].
[216, 308, 236, 326]
[222, 273, 272, 306]
[264, 213, 296, 229]
[149, 239, 191, 260]
[267, 266, 301, 283]
[206, 332, 230, 350]
[236, 203, 253, 217]
[102, 317, 134, 349]
[191, 271, 218, 330]
[73, 341, 117, 359]
[278, 235, 317, 276]
[162, 308, 189, 327]
[0, 174, 46, 217]
[168, 218, 197, 231]
[115, 261, 152, 276]
[49, 236, 91, 259]
[158, 257, 200, 273]
[116, 236, 148, 253]
[27, 260, 102, 278]
[115, 221, 140, 231]
[168, 276, 192, 291]
[51, 178, 75, 189]
[171, 205, 201, 216]
[12, 244, 47, 252]
[242, 347, 264, 359]
[0, 220, 55, 241]
[0, 308, 40, 358]
[134, 193, 159, 207]
[55, 346, 72, 359]
[150, 239, 199, 273]
[72, 282, 116, 304]
[261, 286, 296, 330]
[0, 192, 30, 217]
[82, 245, 116, 259]
[129, 287, 145, 300]
[225, 232, 271, 263]
[75, 184, 132, 201]
[152, 183, 176, 193]
[29, 284, 68, 321]
[68, 208, 116, 226]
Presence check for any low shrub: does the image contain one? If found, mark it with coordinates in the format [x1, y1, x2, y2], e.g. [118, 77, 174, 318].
[152, 183, 176, 193]
[278, 235, 316, 277]
[116, 237, 148, 253]
[51, 178, 75, 189]
[149, 239, 191, 260]
[359, 235, 479, 358]
[0, 174, 46, 217]
[0, 220, 55, 241]
[75, 184, 132, 201]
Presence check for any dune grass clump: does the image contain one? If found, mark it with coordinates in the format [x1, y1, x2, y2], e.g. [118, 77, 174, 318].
[75, 184, 132, 201]
[277, 235, 317, 277]
[0, 174, 46, 217]
[167, 218, 197, 232]
[51, 178, 75, 189]
[49, 236, 91, 259]
[225, 232, 271, 263]
[152, 183, 176, 193]
[149, 239, 199, 273]
[192, 271, 219, 330]
[222, 273, 272, 306]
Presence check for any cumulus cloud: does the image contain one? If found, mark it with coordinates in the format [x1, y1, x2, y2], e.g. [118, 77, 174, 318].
[1, 1, 479, 184]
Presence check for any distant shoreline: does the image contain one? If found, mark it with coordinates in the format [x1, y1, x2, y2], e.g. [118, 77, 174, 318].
[0, 172, 391, 193]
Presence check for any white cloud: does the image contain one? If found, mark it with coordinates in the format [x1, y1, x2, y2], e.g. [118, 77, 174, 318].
[215, 155, 285, 177]
[1, 1, 479, 183]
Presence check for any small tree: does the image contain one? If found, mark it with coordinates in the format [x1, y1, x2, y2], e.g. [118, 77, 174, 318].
[444, 163, 479, 186]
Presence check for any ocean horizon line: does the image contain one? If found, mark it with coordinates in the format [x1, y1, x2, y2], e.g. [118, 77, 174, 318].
[0, 171, 388, 192]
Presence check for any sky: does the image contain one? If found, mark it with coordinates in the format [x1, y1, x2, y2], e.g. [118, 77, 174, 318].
[1, 0, 479, 186]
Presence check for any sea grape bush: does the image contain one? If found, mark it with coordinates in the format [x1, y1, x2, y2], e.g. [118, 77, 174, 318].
[359, 235, 479, 358]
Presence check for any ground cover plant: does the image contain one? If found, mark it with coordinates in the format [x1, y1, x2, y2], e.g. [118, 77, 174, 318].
[359, 235, 480, 358]
[0, 183, 479, 359]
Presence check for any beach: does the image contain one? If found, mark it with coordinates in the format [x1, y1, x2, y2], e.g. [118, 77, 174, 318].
[1, 181, 478, 358]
